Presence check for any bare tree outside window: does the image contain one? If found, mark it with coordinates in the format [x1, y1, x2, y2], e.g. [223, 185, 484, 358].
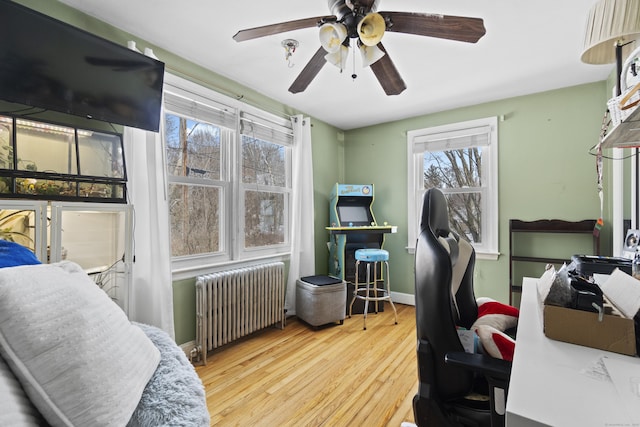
[163, 81, 294, 267]
[242, 135, 287, 248]
[165, 113, 222, 257]
[168, 183, 220, 257]
[165, 115, 221, 180]
[408, 117, 497, 256]
[423, 147, 483, 244]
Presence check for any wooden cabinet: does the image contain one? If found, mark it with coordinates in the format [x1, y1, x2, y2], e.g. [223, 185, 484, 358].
[509, 219, 600, 305]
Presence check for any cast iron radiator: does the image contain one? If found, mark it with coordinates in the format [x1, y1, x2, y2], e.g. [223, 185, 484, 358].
[195, 262, 285, 364]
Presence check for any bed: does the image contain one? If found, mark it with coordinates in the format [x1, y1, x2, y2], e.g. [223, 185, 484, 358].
[0, 240, 209, 426]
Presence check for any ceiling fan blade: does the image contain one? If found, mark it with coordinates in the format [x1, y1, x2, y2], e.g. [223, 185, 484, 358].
[369, 43, 406, 96]
[288, 47, 328, 94]
[380, 12, 486, 43]
[233, 15, 335, 42]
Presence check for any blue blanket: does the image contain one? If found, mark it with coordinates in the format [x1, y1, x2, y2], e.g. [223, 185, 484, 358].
[0, 240, 41, 268]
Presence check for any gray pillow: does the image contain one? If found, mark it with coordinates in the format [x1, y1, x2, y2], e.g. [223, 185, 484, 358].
[0, 261, 160, 427]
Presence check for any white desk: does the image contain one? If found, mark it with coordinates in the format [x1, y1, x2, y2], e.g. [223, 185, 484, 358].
[506, 277, 640, 427]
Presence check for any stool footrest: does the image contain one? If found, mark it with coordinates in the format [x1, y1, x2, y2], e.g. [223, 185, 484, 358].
[354, 295, 390, 301]
[353, 288, 389, 295]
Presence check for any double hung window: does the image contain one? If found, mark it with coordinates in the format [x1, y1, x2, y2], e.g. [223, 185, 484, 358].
[163, 77, 292, 271]
[240, 113, 291, 252]
[407, 117, 498, 259]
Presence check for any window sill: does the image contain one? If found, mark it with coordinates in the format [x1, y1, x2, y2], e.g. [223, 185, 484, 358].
[171, 253, 291, 281]
[476, 251, 500, 261]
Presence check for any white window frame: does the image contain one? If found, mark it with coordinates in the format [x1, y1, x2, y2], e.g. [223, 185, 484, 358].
[163, 74, 293, 276]
[407, 116, 499, 260]
[238, 113, 293, 260]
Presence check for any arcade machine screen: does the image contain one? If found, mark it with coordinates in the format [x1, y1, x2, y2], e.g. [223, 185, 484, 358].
[337, 205, 371, 226]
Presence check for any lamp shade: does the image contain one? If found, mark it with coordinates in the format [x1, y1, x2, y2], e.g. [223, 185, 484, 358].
[325, 45, 349, 70]
[357, 12, 386, 47]
[581, 0, 640, 64]
[359, 43, 385, 67]
[319, 23, 348, 53]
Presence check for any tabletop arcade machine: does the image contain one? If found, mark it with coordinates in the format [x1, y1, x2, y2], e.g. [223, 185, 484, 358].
[326, 183, 396, 285]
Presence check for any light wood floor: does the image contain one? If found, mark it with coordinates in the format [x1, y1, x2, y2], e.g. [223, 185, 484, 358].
[195, 303, 418, 427]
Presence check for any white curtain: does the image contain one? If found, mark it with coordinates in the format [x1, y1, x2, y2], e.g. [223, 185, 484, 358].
[285, 115, 316, 316]
[123, 120, 175, 338]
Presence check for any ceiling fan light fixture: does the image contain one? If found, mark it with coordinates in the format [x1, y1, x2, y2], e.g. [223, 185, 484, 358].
[359, 43, 385, 67]
[233, 0, 486, 96]
[319, 22, 348, 53]
[357, 12, 386, 46]
[325, 44, 349, 70]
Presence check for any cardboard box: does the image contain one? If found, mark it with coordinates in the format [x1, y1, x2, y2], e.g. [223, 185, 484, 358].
[543, 304, 637, 356]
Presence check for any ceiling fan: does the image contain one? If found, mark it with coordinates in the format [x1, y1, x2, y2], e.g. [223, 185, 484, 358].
[233, 0, 486, 96]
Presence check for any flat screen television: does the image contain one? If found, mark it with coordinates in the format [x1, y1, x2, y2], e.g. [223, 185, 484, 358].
[0, 0, 165, 132]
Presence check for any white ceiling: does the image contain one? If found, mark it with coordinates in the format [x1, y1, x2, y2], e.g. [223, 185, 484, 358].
[57, 0, 613, 130]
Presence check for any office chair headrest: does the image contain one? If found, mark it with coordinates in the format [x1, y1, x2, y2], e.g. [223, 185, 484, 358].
[421, 189, 460, 264]
[438, 234, 460, 266]
[421, 189, 450, 237]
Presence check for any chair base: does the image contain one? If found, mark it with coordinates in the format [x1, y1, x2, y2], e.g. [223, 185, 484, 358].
[413, 394, 493, 427]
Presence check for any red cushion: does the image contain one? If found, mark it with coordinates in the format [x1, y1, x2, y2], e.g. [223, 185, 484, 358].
[472, 297, 519, 331]
[471, 297, 518, 361]
[477, 300, 519, 319]
[475, 325, 516, 361]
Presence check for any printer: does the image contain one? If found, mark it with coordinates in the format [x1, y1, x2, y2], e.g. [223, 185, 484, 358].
[571, 255, 632, 277]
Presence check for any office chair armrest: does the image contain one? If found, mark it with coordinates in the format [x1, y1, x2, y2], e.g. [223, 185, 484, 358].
[444, 351, 511, 382]
[446, 351, 512, 426]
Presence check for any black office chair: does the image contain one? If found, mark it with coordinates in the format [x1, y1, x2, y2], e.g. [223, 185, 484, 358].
[413, 188, 511, 427]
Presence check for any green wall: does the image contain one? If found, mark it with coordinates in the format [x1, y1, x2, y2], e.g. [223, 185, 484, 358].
[24, 1, 614, 345]
[343, 82, 610, 304]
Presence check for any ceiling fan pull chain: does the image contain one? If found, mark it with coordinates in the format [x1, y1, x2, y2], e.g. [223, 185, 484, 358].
[351, 39, 358, 81]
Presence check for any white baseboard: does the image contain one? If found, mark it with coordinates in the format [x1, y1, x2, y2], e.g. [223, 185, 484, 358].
[391, 291, 415, 306]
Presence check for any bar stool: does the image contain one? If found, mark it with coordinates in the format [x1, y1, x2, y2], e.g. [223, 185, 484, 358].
[348, 248, 398, 330]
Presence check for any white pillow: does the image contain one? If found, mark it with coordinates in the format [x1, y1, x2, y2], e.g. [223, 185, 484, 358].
[0, 261, 160, 427]
[0, 354, 43, 426]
